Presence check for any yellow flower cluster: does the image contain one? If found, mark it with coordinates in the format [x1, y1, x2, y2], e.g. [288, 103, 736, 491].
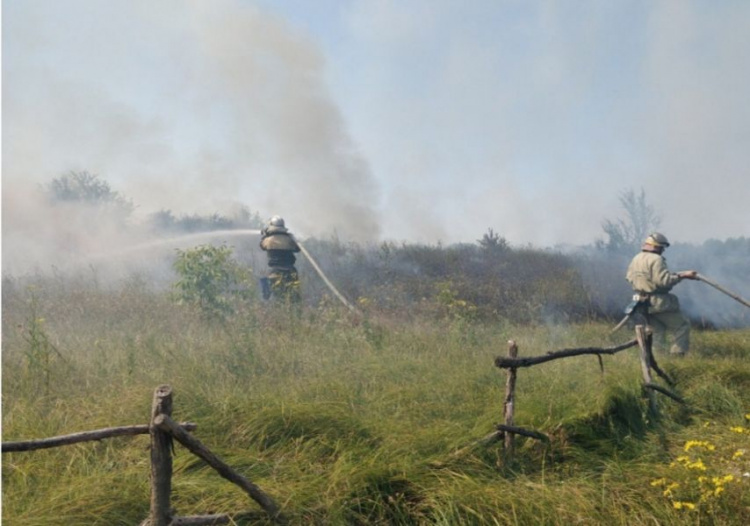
[671, 456, 707, 471]
[650, 479, 681, 497]
[683, 440, 716, 452]
[695, 475, 735, 500]
[435, 282, 478, 320]
[651, 422, 749, 514]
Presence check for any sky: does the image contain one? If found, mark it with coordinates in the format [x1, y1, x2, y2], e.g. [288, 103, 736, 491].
[2, 0, 749, 252]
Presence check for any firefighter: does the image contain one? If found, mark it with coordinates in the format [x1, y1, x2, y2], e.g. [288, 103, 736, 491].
[625, 232, 698, 355]
[259, 216, 301, 303]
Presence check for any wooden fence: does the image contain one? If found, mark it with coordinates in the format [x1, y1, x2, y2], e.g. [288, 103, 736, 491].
[491, 325, 685, 459]
[2, 385, 286, 525]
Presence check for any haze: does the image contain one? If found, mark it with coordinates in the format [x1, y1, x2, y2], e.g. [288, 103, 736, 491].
[3, 0, 749, 252]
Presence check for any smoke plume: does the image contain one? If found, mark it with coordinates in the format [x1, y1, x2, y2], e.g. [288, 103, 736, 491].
[3, 0, 381, 276]
[3, 0, 749, 273]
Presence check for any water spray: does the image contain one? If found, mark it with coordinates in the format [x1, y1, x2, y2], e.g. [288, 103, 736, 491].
[90, 229, 360, 314]
[88, 229, 262, 260]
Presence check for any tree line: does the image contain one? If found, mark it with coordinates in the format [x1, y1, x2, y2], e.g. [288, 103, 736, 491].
[33, 171, 750, 327]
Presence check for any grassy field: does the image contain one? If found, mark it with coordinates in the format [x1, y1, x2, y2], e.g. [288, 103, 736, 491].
[2, 281, 749, 525]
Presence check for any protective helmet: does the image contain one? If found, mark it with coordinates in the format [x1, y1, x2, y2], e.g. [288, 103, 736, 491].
[268, 215, 285, 228]
[645, 232, 670, 248]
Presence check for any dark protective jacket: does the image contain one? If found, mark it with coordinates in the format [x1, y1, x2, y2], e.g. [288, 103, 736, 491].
[260, 227, 300, 271]
[625, 250, 683, 313]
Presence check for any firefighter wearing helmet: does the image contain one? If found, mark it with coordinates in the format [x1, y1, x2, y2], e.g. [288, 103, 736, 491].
[260, 216, 301, 303]
[625, 232, 698, 355]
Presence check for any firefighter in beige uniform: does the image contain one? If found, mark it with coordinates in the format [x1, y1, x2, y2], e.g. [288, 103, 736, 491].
[260, 216, 301, 303]
[626, 233, 698, 355]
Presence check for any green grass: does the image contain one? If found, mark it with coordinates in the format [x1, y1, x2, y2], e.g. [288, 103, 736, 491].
[2, 283, 750, 525]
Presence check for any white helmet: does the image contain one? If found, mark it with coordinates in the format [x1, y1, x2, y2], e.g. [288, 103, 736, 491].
[268, 215, 285, 228]
[645, 232, 670, 248]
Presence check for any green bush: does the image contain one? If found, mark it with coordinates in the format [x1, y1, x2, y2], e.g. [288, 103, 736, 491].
[172, 244, 254, 320]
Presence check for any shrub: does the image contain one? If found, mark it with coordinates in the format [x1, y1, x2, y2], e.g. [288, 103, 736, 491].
[172, 244, 254, 320]
[44, 170, 134, 220]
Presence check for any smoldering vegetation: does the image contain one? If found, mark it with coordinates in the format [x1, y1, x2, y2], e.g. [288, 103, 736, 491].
[295, 236, 750, 328]
[3, 173, 748, 329]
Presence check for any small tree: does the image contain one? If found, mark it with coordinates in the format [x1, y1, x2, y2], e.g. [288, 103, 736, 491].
[172, 245, 254, 320]
[230, 205, 264, 229]
[478, 228, 509, 253]
[147, 209, 177, 232]
[600, 188, 661, 253]
[44, 171, 134, 220]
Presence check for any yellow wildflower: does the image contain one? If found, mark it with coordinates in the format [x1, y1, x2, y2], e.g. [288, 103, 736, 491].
[730, 426, 748, 434]
[673, 501, 696, 511]
[716, 474, 734, 484]
[662, 482, 680, 497]
[733, 450, 745, 460]
[684, 440, 715, 452]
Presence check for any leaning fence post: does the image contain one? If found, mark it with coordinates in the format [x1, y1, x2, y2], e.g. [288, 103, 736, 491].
[154, 414, 286, 523]
[635, 326, 658, 417]
[147, 385, 174, 526]
[503, 340, 519, 457]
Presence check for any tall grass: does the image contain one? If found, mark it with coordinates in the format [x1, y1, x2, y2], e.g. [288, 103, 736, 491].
[2, 278, 749, 525]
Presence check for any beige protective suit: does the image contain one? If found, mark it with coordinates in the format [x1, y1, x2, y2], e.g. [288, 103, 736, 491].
[260, 226, 301, 303]
[626, 251, 690, 355]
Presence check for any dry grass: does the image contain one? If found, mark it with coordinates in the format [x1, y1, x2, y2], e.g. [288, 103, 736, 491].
[2, 277, 749, 525]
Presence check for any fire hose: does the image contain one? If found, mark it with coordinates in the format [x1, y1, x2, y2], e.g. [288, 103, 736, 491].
[296, 239, 360, 315]
[610, 307, 638, 335]
[611, 273, 749, 334]
[695, 273, 750, 309]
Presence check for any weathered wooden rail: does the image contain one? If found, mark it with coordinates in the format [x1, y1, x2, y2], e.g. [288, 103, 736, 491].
[491, 325, 684, 460]
[1, 423, 196, 453]
[2, 385, 286, 525]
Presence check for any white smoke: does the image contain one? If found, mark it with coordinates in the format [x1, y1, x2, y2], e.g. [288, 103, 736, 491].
[3, 0, 749, 266]
[3, 0, 381, 276]
[336, 0, 750, 245]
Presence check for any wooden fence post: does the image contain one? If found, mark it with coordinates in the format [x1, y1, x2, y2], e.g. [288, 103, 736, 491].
[503, 340, 519, 457]
[635, 326, 658, 417]
[147, 384, 174, 526]
[154, 414, 286, 523]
